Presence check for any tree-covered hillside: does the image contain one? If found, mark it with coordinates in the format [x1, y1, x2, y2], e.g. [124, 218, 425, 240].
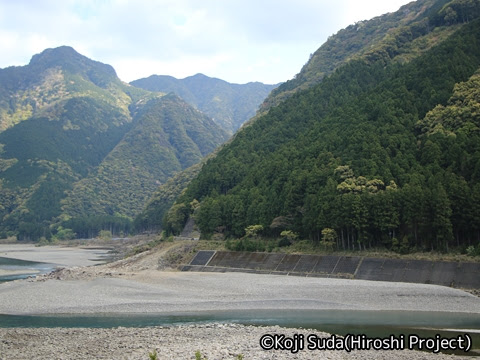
[260, 0, 478, 113]
[0, 95, 134, 239]
[166, 4, 480, 254]
[134, 160, 205, 233]
[0, 47, 230, 240]
[61, 94, 229, 220]
[131, 73, 278, 134]
[0, 46, 145, 131]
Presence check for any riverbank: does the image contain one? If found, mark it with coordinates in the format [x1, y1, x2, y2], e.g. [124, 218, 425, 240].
[0, 242, 479, 359]
[0, 323, 473, 360]
[1, 271, 479, 315]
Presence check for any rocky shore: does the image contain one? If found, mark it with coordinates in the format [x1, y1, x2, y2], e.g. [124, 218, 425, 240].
[0, 323, 472, 360]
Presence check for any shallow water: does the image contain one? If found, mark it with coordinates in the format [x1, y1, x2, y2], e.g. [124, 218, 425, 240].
[0, 257, 54, 283]
[1, 309, 479, 354]
[2, 309, 477, 327]
[0, 247, 112, 282]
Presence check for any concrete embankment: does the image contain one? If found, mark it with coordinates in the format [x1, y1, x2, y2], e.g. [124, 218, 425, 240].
[182, 250, 480, 289]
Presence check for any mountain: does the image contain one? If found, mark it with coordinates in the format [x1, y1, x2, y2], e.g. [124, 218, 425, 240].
[0, 46, 229, 240]
[61, 94, 228, 221]
[0, 46, 144, 131]
[163, 0, 480, 254]
[259, 0, 474, 113]
[130, 73, 278, 134]
[134, 160, 205, 233]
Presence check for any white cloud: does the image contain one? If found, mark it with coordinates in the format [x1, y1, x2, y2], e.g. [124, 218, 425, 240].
[114, 52, 235, 83]
[0, 0, 412, 84]
[342, 0, 414, 25]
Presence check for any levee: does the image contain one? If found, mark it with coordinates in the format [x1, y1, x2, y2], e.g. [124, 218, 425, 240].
[181, 250, 480, 289]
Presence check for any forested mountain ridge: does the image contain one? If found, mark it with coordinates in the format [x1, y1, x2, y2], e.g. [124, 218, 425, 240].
[0, 47, 229, 240]
[165, 1, 480, 254]
[260, 0, 478, 113]
[0, 46, 150, 131]
[61, 94, 229, 222]
[130, 73, 278, 134]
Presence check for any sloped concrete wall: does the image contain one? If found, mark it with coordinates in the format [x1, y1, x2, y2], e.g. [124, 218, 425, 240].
[182, 250, 480, 289]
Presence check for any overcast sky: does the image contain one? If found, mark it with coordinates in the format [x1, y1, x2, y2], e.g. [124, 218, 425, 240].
[0, 0, 412, 85]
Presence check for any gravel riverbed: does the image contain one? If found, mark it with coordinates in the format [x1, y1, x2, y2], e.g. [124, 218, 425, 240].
[0, 243, 478, 359]
[0, 323, 473, 360]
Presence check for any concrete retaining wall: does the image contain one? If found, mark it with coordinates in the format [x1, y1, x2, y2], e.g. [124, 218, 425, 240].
[181, 250, 480, 289]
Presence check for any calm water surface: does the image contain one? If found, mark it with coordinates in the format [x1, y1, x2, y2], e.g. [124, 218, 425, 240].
[0, 257, 54, 283]
[3, 309, 479, 355]
[0, 247, 112, 282]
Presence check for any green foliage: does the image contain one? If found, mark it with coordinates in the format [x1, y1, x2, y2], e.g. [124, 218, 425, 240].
[98, 230, 112, 240]
[437, 0, 480, 25]
[0, 96, 130, 179]
[321, 228, 337, 250]
[245, 225, 264, 238]
[194, 196, 223, 238]
[54, 226, 76, 241]
[280, 230, 298, 244]
[16, 221, 51, 242]
[0, 94, 132, 238]
[226, 237, 267, 252]
[61, 215, 132, 239]
[195, 350, 207, 360]
[134, 162, 202, 232]
[466, 244, 480, 256]
[163, 203, 191, 235]
[418, 69, 480, 136]
[148, 349, 158, 360]
[172, 16, 480, 253]
[392, 236, 411, 254]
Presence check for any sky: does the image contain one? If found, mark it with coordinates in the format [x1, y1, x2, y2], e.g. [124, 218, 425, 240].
[0, 0, 413, 85]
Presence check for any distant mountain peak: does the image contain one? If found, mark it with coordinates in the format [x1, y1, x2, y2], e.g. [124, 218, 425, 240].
[190, 73, 209, 79]
[29, 46, 80, 64]
[130, 73, 278, 133]
[28, 45, 117, 84]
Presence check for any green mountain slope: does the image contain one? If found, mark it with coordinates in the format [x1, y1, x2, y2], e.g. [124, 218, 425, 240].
[166, 2, 480, 253]
[0, 46, 143, 131]
[260, 0, 475, 112]
[134, 161, 204, 232]
[0, 47, 143, 238]
[0, 47, 229, 240]
[61, 94, 229, 220]
[130, 73, 278, 134]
